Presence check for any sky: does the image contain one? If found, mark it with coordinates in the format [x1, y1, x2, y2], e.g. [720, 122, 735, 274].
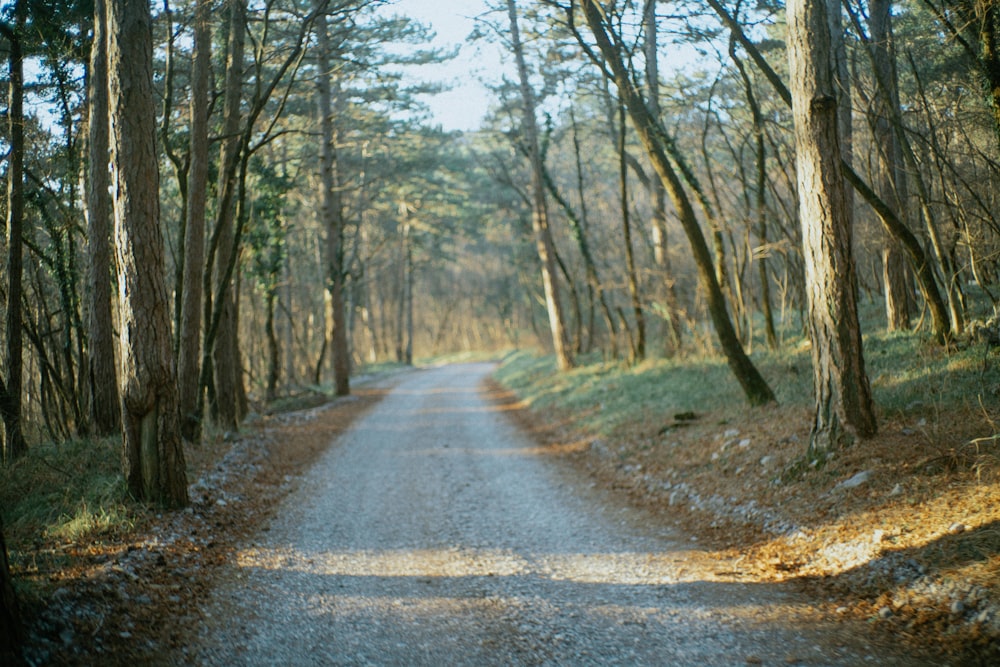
[384, 0, 508, 132]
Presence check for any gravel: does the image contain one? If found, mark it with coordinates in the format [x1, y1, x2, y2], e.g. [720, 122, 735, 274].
[186, 363, 938, 666]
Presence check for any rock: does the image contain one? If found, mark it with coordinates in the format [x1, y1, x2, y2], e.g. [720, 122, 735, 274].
[878, 606, 893, 619]
[759, 455, 774, 467]
[888, 483, 903, 496]
[723, 428, 740, 439]
[834, 470, 872, 491]
[950, 600, 965, 615]
[947, 522, 967, 535]
[738, 438, 751, 448]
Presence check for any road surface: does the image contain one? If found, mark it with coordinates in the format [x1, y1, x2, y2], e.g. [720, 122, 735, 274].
[189, 362, 932, 666]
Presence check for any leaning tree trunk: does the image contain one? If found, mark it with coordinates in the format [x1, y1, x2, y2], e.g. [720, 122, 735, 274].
[177, 0, 211, 441]
[508, 0, 575, 371]
[85, 0, 121, 436]
[787, 0, 877, 457]
[582, 0, 775, 406]
[1, 6, 27, 463]
[107, 0, 188, 506]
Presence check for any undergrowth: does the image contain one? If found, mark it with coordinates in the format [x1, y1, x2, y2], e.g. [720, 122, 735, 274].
[0, 435, 137, 558]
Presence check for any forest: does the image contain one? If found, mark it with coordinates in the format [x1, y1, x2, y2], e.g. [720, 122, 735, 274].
[3, 0, 1000, 661]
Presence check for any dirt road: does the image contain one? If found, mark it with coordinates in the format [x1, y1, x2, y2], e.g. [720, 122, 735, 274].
[189, 363, 934, 666]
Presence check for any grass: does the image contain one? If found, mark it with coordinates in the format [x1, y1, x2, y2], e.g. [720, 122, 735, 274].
[496, 325, 1000, 441]
[0, 434, 139, 579]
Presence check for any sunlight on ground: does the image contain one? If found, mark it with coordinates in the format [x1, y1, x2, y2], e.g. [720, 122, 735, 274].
[234, 545, 734, 586]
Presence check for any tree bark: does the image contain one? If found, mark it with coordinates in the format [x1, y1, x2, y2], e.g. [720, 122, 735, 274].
[580, 0, 775, 406]
[178, 0, 211, 441]
[867, 0, 912, 331]
[209, 0, 247, 431]
[85, 0, 121, 437]
[508, 0, 575, 371]
[1, 6, 27, 463]
[107, 0, 188, 506]
[787, 0, 877, 456]
[316, 9, 351, 396]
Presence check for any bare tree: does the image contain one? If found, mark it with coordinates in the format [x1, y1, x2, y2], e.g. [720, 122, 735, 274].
[576, 0, 775, 406]
[787, 0, 877, 456]
[107, 0, 188, 505]
[507, 0, 575, 371]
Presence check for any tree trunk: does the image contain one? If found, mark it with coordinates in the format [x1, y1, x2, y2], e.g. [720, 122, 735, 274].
[178, 0, 211, 441]
[209, 0, 246, 431]
[617, 97, 645, 361]
[507, 0, 574, 371]
[787, 0, 877, 456]
[707, 0, 951, 342]
[316, 9, 350, 396]
[1, 6, 27, 463]
[0, 517, 21, 664]
[581, 0, 775, 406]
[265, 289, 280, 402]
[731, 48, 779, 350]
[868, 0, 913, 331]
[107, 0, 188, 506]
[85, 0, 121, 437]
[643, 0, 684, 355]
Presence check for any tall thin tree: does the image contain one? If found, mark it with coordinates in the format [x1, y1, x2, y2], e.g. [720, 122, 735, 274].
[316, 8, 351, 396]
[178, 0, 211, 441]
[85, 0, 120, 436]
[507, 0, 575, 371]
[0, 3, 27, 462]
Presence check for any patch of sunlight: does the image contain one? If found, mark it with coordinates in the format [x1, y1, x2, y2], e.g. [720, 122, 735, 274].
[46, 501, 132, 541]
[236, 546, 724, 586]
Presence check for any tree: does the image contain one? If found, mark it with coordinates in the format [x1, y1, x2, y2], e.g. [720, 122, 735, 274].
[1, 2, 27, 462]
[210, 0, 248, 431]
[868, 0, 913, 331]
[177, 0, 211, 441]
[706, 0, 953, 343]
[576, 0, 775, 406]
[107, 0, 188, 506]
[85, 0, 120, 436]
[316, 8, 351, 396]
[787, 0, 877, 456]
[507, 0, 575, 371]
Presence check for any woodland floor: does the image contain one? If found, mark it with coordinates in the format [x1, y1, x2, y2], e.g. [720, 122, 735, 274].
[7, 363, 1000, 665]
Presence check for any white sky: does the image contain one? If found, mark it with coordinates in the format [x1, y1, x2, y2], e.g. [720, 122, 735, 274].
[386, 0, 508, 132]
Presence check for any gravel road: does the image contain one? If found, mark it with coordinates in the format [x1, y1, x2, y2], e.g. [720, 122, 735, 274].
[188, 363, 936, 666]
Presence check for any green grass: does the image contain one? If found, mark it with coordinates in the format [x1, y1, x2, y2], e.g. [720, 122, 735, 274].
[495, 325, 1000, 439]
[0, 435, 136, 551]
